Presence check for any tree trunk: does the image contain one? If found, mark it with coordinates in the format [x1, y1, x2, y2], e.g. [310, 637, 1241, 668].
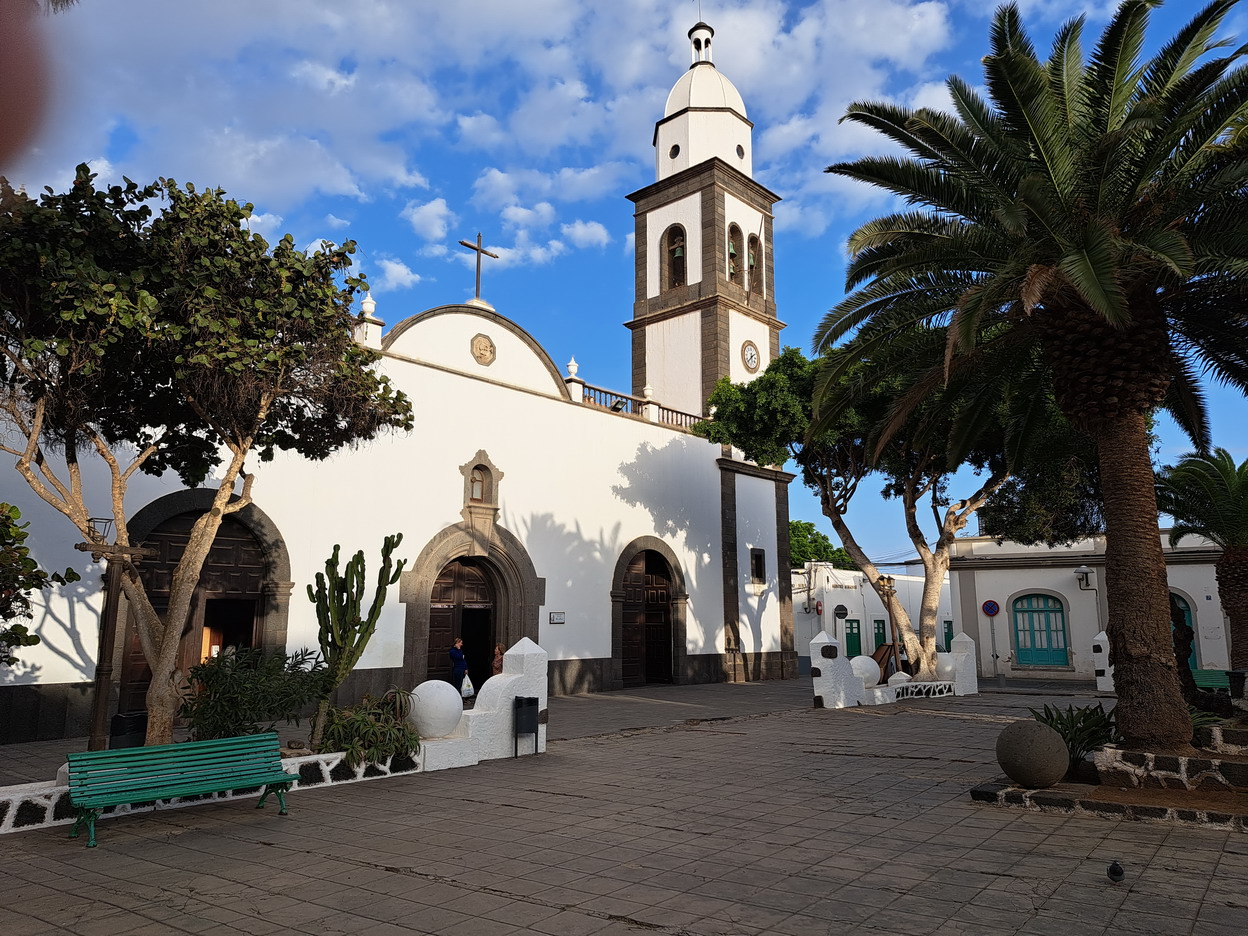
[1216, 548, 1248, 670]
[1095, 411, 1191, 749]
[913, 550, 948, 680]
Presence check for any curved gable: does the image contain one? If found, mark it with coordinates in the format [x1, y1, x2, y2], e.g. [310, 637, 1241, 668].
[383, 304, 570, 400]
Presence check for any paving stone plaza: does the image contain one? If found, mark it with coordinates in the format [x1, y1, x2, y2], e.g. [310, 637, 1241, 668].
[4, 681, 1245, 936]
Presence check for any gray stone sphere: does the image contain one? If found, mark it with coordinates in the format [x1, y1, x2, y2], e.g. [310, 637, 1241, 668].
[995, 720, 1068, 789]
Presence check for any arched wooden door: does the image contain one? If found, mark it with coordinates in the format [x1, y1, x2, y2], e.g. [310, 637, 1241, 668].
[621, 550, 674, 687]
[117, 512, 267, 712]
[428, 559, 495, 694]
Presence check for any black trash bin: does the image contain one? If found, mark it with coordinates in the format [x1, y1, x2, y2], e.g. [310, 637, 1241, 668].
[514, 696, 539, 757]
[110, 711, 147, 749]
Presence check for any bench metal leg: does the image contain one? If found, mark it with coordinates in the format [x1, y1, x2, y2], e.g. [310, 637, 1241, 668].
[256, 783, 291, 816]
[70, 809, 101, 848]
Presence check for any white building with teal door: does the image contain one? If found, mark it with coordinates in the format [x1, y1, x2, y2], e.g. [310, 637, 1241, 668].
[949, 533, 1229, 683]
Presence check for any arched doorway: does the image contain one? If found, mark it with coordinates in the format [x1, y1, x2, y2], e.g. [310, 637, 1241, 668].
[621, 550, 674, 687]
[428, 558, 496, 695]
[1010, 593, 1070, 666]
[117, 511, 269, 712]
[1171, 592, 1198, 670]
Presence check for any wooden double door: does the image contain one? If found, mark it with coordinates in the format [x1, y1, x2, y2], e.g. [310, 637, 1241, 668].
[428, 559, 495, 694]
[621, 551, 674, 688]
[117, 512, 266, 713]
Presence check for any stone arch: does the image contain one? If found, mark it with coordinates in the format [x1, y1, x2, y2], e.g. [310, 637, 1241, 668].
[609, 536, 689, 690]
[1168, 587, 1201, 669]
[398, 521, 543, 689]
[1005, 589, 1071, 668]
[126, 489, 293, 654]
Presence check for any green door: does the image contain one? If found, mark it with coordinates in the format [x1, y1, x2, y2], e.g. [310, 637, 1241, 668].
[844, 619, 861, 656]
[1011, 595, 1069, 666]
[873, 619, 887, 650]
[943, 620, 955, 652]
[1171, 593, 1197, 669]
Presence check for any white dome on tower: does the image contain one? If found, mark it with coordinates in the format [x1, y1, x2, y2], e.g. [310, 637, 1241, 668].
[653, 22, 753, 181]
[664, 64, 747, 119]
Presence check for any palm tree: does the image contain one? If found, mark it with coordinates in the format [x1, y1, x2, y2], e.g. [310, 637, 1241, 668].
[814, 0, 1248, 747]
[1157, 448, 1248, 669]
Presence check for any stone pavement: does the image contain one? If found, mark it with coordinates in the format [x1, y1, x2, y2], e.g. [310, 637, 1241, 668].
[5, 683, 1245, 936]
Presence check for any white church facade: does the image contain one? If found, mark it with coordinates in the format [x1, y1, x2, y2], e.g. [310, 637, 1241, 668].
[0, 22, 800, 742]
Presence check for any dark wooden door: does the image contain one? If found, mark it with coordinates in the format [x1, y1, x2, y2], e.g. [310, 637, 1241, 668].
[621, 551, 673, 688]
[427, 560, 494, 687]
[117, 513, 266, 712]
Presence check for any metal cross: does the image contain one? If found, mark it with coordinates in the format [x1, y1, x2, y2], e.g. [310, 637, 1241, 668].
[457, 232, 500, 301]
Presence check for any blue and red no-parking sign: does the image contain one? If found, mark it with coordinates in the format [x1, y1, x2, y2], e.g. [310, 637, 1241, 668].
[982, 599, 1000, 617]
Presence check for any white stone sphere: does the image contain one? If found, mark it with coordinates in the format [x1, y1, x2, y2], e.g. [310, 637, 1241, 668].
[850, 655, 880, 688]
[935, 652, 957, 681]
[409, 680, 463, 739]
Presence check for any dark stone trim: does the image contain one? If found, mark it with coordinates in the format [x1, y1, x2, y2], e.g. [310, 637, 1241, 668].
[394, 521, 543, 691]
[775, 477, 794, 666]
[716, 458, 796, 484]
[628, 289, 785, 331]
[381, 304, 572, 402]
[627, 157, 781, 210]
[609, 537, 689, 690]
[0, 681, 94, 745]
[721, 471, 740, 680]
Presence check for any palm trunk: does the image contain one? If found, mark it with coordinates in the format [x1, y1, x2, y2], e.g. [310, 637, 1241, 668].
[1215, 549, 1248, 670]
[1095, 411, 1191, 748]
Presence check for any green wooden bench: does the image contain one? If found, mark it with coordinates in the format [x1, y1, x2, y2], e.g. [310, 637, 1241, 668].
[66, 732, 298, 847]
[1192, 669, 1231, 692]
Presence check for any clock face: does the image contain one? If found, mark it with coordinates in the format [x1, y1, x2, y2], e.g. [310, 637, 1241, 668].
[742, 340, 760, 373]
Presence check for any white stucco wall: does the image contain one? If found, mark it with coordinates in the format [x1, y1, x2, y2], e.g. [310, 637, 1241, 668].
[734, 474, 780, 655]
[645, 313, 704, 416]
[383, 307, 565, 398]
[791, 565, 954, 665]
[656, 111, 752, 181]
[2, 306, 786, 692]
[728, 314, 772, 385]
[645, 193, 702, 299]
[949, 534, 1230, 681]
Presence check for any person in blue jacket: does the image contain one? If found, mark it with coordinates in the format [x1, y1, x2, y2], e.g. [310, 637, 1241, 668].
[449, 637, 468, 692]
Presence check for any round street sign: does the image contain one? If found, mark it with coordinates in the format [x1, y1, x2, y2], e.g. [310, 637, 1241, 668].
[982, 599, 1000, 617]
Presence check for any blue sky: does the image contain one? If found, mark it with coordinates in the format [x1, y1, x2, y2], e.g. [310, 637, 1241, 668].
[8, 0, 1246, 563]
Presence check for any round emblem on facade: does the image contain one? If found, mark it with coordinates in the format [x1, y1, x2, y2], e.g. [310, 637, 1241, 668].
[982, 599, 1000, 617]
[741, 340, 760, 373]
[470, 333, 496, 366]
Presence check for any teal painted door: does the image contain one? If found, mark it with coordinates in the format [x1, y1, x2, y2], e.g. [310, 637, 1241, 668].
[943, 621, 955, 652]
[844, 619, 861, 656]
[1011, 595, 1069, 665]
[1171, 593, 1197, 669]
[873, 619, 887, 650]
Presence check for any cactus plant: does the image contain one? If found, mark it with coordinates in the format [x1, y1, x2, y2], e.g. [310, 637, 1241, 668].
[307, 533, 406, 747]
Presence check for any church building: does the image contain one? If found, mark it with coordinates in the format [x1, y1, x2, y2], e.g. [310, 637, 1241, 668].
[0, 23, 798, 742]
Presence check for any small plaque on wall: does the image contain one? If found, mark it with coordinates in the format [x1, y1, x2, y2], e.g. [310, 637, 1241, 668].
[549, 612, 566, 624]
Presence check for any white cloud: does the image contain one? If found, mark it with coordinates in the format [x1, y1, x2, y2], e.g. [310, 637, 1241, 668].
[401, 197, 456, 241]
[457, 112, 509, 149]
[623, 231, 635, 254]
[373, 257, 421, 293]
[246, 211, 286, 241]
[323, 213, 350, 229]
[561, 219, 610, 248]
[502, 202, 555, 230]
[291, 60, 357, 94]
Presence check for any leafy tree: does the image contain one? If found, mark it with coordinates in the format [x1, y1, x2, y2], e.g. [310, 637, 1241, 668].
[788, 520, 856, 570]
[307, 533, 407, 747]
[698, 347, 1017, 678]
[0, 166, 413, 743]
[814, 1, 1248, 746]
[0, 502, 78, 666]
[1157, 448, 1248, 669]
[179, 648, 332, 741]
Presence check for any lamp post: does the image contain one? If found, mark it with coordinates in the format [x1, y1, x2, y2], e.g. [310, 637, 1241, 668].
[878, 574, 903, 678]
[77, 521, 157, 751]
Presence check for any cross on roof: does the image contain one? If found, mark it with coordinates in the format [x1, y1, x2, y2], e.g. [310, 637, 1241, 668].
[458, 232, 500, 302]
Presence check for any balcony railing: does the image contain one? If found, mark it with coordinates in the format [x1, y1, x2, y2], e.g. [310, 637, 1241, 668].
[570, 379, 701, 431]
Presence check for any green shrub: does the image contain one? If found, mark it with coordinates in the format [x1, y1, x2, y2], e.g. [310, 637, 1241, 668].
[1029, 703, 1120, 771]
[317, 689, 421, 769]
[180, 648, 331, 740]
[1189, 705, 1227, 729]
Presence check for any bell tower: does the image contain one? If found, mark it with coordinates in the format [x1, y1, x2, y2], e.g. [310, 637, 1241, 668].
[626, 21, 783, 416]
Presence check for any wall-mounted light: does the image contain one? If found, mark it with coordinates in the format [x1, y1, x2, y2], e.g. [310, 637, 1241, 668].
[1074, 564, 1093, 590]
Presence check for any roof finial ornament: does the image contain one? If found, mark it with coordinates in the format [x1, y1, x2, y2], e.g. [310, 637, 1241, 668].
[689, 20, 714, 67]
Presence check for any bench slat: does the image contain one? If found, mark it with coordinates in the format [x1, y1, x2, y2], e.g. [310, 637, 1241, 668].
[73, 772, 298, 808]
[69, 765, 293, 797]
[69, 750, 283, 779]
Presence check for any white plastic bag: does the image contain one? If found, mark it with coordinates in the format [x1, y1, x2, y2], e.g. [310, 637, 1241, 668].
[460, 674, 475, 698]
